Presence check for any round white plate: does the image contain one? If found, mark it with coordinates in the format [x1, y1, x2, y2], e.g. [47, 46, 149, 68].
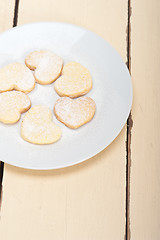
[0, 22, 132, 170]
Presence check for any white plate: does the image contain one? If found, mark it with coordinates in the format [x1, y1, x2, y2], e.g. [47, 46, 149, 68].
[0, 22, 132, 170]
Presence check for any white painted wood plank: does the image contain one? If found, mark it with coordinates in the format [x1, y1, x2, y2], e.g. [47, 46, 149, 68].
[0, 0, 15, 33]
[130, 1, 160, 239]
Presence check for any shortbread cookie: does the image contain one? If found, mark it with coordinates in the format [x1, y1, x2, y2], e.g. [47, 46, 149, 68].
[21, 105, 62, 144]
[54, 96, 96, 129]
[0, 62, 35, 93]
[0, 91, 31, 124]
[25, 50, 63, 84]
[54, 62, 92, 98]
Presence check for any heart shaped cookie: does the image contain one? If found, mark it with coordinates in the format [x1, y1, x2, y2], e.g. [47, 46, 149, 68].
[54, 62, 92, 98]
[25, 50, 63, 84]
[0, 91, 31, 124]
[54, 96, 96, 129]
[21, 105, 62, 144]
[0, 62, 35, 93]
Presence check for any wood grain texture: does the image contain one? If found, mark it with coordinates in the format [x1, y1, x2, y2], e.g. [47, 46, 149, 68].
[130, 1, 160, 239]
[0, 1, 128, 239]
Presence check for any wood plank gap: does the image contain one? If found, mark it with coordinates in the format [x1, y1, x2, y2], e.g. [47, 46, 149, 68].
[13, 0, 20, 27]
[125, 0, 133, 239]
[0, 162, 4, 208]
[0, 0, 20, 208]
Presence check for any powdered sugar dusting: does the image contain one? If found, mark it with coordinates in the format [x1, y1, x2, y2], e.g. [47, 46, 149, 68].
[54, 96, 96, 128]
[54, 61, 92, 98]
[0, 90, 31, 123]
[0, 62, 35, 93]
[25, 50, 63, 84]
[21, 105, 61, 144]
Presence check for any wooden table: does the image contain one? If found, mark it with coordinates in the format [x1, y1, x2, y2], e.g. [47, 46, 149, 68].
[0, 0, 159, 239]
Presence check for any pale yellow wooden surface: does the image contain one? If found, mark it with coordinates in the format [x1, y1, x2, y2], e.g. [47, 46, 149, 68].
[130, 1, 160, 240]
[0, 0, 15, 33]
[0, 0, 128, 240]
